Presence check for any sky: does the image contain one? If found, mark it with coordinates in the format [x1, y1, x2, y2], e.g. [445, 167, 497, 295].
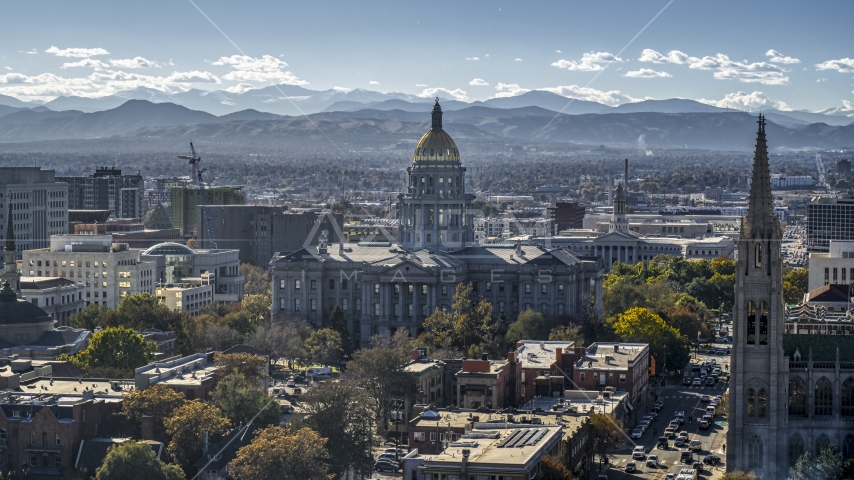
[1, 0, 853, 112]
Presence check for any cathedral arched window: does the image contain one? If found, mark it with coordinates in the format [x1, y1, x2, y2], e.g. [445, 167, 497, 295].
[843, 378, 854, 417]
[758, 388, 767, 417]
[789, 434, 804, 467]
[844, 435, 854, 460]
[747, 388, 756, 417]
[816, 434, 831, 457]
[748, 435, 763, 470]
[747, 300, 756, 344]
[754, 242, 762, 268]
[814, 377, 833, 416]
[789, 376, 807, 417]
[759, 301, 769, 345]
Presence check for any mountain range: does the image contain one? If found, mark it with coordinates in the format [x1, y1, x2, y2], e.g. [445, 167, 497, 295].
[0, 87, 852, 149]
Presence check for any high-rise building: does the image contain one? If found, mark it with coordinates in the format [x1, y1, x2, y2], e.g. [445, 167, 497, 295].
[807, 193, 854, 252]
[170, 185, 245, 237]
[727, 116, 854, 476]
[547, 202, 585, 231]
[0, 167, 69, 253]
[197, 205, 343, 266]
[58, 167, 145, 219]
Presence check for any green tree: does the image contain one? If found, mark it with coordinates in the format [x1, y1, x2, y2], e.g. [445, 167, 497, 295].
[589, 413, 624, 467]
[210, 373, 279, 427]
[71, 303, 110, 330]
[241, 262, 272, 296]
[164, 400, 231, 468]
[65, 327, 156, 372]
[788, 444, 844, 480]
[247, 319, 311, 368]
[423, 283, 492, 349]
[610, 307, 688, 376]
[214, 352, 269, 383]
[783, 268, 809, 305]
[540, 455, 576, 480]
[121, 384, 187, 442]
[224, 311, 255, 338]
[303, 328, 344, 366]
[328, 306, 353, 355]
[349, 331, 416, 431]
[549, 324, 583, 343]
[230, 427, 333, 480]
[297, 381, 375, 478]
[95, 441, 185, 480]
[242, 294, 272, 324]
[506, 310, 554, 344]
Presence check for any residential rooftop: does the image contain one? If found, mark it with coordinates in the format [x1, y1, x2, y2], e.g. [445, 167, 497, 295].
[516, 340, 575, 369]
[574, 343, 648, 371]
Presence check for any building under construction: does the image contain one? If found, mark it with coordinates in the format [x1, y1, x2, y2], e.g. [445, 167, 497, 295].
[170, 185, 245, 237]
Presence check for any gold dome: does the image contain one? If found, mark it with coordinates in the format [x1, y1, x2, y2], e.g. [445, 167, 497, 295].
[413, 99, 460, 165]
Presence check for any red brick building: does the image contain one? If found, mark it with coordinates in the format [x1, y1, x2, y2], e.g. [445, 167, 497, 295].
[571, 343, 650, 405]
[454, 356, 518, 409]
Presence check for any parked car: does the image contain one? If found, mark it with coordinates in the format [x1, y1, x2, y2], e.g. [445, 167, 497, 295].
[374, 459, 399, 472]
[378, 453, 398, 462]
[700, 395, 710, 402]
[286, 380, 296, 387]
[699, 420, 709, 430]
[705, 377, 715, 386]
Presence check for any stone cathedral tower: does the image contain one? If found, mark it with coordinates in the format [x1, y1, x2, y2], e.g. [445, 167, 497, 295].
[399, 99, 475, 251]
[727, 115, 787, 477]
[1, 205, 19, 293]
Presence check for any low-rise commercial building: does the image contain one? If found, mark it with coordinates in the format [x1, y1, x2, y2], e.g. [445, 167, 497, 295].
[572, 342, 650, 407]
[455, 357, 518, 410]
[808, 241, 854, 291]
[143, 243, 244, 303]
[134, 353, 217, 400]
[19, 277, 85, 327]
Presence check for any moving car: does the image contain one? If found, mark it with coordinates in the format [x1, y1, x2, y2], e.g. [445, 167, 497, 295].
[675, 412, 685, 424]
[665, 427, 677, 438]
[692, 378, 702, 386]
[691, 461, 705, 471]
[374, 459, 399, 472]
[632, 429, 644, 439]
[704, 454, 721, 465]
[646, 455, 659, 468]
[683, 377, 692, 386]
[689, 440, 702, 452]
[678, 431, 688, 441]
[657, 437, 669, 449]
[665, 474, 676, 480]
[286, 380, 296, 387]
[705, 377, 715, 386]
[626, 462, 637, 473]
[700, 395, 710, 402]
[699, 420, 709, 430]
[674, 437, 687, 447]
[681, 449, 693, 463]
[632, 446, 646, 459]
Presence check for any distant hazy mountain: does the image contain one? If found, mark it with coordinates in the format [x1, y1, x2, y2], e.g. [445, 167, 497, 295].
[611, 98, 727, 114]
[762, 108, 852, 126]
[482, 90, 609, 114]
[0, 109, 82, 127]
[0, 105, 28, 118]
[0, 94, 37, 109]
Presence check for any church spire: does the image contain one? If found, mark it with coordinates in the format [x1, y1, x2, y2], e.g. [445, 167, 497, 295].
[431, 97, 443, 131]
[745, 114, 776, 236]
[4, 204, 14, 252]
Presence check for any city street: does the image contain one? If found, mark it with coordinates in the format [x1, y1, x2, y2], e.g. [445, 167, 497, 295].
[599, 351, 730, 480]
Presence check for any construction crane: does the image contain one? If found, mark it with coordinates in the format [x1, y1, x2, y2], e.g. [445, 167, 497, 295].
[196, 168, 217, 249]
[178, 142, 201, 186]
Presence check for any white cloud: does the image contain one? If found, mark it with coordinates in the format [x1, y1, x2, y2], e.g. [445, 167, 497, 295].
[842, 100, 854, 111]
[816, 58, 854, 73]
[688, 54, 789, 85]
[623, 68, 672, 78]
[415, 84, 428, 87]
[698, 91, 791, 111]
[369, 80, 379, 85]
[638, 49, 697, 64]
[332, 86, 352, 92]
[45, 46, 109, 58]
[0, 69, 220, 101]
[61, 59, 109, 69]
[224, 83, 255, 94]
[515, 58, 522, 62]
[168, 59, 175, 66]
[765, 49, 800, 64]
[23, 49, 37, 55]
[466, 57, 479, 61]
[210, 54, 306, 86]
[485, 54, 490, 58]
[539, 85, 642, 106]
[555, 50, 561, 53]
[468, 78, 489, 86]
[3, 67, 10, 71]
[109, 57, 160, 69]
[551, 52, 623, 72]
[417, 87, 468, 101]
[493, 83, 530, 98]
[817, 78, 827, 83]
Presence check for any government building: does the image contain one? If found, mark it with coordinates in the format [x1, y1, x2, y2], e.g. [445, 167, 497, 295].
[728, 116, 854, 478]
[271, 100, 604, 348]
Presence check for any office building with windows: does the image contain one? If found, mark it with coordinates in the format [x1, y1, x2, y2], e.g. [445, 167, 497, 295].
[0, 167, 69, 254]
[58, 167, 145, 220]
[807, 192, 854, 252]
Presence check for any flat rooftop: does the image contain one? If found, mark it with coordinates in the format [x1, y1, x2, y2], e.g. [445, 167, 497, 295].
[516, 340, 574, 369]
[575, 343, 648, 371]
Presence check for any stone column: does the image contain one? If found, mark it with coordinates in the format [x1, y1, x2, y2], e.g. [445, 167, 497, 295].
[412, 283, 418, 323]
[398, 283, 404, 323]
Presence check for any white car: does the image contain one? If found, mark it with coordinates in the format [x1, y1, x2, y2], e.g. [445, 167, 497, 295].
[632, 446, 646, 459]
[631, 429, 644, 439]
[646, 455, 659, 468]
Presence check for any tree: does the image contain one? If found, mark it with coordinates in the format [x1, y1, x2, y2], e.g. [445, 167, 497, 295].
[422, 283, 492, 349]
[231, 426, 333, 480]
[783, 268, 809, 305]
[549, 324, 583, 343]
[506, 310, 555, 344]
[121, 384, 186, 442]
[247, 319, 311, 368]
[241, 262, 272, 296]
[224, 311, 255, 338]
[242, 294, 272, 324]
[610, 307, 688, 372]
[95, 441, 185, 480]
[210, 373, 279, 427]
[164, 400, 231, 468]
[65, 327, 156, 372]
[349, 331, 416, 430]
[540, 455, 576, 480]
[328, 306, 353, 355]
[788, 444, 844, 480]
[297, 381, 375, 478]
[214, 352, 269, 383]
[589, 413, 624, 467]
[71, 303, 110, 330]
[303, 328, 344, 366]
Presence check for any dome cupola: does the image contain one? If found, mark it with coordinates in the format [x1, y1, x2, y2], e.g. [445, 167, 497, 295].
[412, 98, 460, 166]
